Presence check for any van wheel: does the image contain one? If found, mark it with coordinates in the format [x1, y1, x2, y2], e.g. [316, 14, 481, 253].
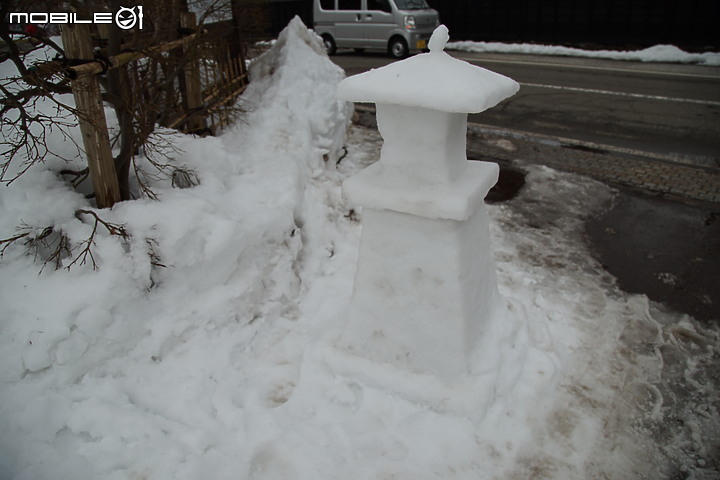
[322, 35, 336, 56]
[389, 37, 408, 59]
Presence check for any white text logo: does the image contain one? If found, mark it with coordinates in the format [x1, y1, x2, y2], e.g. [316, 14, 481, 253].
[9, 6, 144, 30]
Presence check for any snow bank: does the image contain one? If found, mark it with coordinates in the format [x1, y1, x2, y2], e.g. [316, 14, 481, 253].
[246, 16, 351, 169]
[232, 16, 353, 285]
[0, 17, 353, 480]
[446, 41, 720, 66]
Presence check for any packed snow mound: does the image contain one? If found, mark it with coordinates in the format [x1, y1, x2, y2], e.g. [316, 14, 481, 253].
[0, 18, 355, 480]
[446, 41, 720, 66]
[249, 17, 327, 79]
[226, 15, 353, 282]
[246, 16, 352, 168]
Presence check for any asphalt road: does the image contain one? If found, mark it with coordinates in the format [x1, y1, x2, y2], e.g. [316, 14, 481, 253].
[330, 50, 720, 168]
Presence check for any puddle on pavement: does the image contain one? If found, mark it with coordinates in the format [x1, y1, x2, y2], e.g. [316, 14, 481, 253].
[485, 163, 526, 204]
[586, 191, 720, 325]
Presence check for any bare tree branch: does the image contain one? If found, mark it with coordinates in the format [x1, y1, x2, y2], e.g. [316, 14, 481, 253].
[69, 209, 130, 269]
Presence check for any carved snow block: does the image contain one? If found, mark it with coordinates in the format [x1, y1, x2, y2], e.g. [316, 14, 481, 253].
[336, 25, 519, 377]
[339, 190, 499, 377]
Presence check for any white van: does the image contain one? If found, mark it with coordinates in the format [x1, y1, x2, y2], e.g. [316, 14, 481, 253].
[313, 0, 440, 58]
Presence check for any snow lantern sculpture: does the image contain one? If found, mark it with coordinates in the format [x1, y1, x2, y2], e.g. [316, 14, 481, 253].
[336, 26, 519, 377]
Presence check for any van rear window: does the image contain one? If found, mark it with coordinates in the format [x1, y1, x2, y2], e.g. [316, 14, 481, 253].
[395, 0, 429, 9]
[368, 0, 392, 12]
[338, 0, 361, 10]
[320, 0, 334, 10]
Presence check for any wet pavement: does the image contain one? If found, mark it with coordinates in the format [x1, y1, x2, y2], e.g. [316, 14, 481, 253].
[483, 159, 720, 324]
[353, 106, 720, 324]
[466, 122, 720, 205]
[586, 192, 719, 324]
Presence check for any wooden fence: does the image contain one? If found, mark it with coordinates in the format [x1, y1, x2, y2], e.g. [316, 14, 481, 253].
[33, 13, 248, 208]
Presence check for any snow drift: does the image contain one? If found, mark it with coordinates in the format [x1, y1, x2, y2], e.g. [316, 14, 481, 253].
[446, 41, 720, 67]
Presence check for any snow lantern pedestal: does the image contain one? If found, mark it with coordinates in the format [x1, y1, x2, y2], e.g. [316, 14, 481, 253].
[336, 26, 520, 378]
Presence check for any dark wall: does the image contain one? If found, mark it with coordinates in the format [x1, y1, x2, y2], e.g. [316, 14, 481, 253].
[426, 0, 720, 50]
[268, 0, 719, 50]
[269, 0, 313, 34]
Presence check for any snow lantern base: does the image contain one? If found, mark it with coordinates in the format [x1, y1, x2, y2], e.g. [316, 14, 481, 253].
[339, 160, 500, 377]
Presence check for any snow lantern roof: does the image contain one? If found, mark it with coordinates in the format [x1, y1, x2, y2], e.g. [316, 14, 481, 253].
[337, 25, 520, 114]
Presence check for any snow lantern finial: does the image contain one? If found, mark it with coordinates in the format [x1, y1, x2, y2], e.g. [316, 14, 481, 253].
[428, 25, 449, 54]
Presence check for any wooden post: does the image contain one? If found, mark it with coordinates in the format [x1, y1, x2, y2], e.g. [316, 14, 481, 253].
[229, 0, 249, 79]
[179, 12, 206, 133]
[61, 23, 121, 209]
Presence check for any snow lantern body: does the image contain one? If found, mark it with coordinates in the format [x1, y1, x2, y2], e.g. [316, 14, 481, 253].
[337, 26, 519, 377]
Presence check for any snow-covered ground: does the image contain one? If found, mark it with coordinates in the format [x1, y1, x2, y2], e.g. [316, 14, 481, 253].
[1, 19, 718, 479]
[446, 41, 720, 66]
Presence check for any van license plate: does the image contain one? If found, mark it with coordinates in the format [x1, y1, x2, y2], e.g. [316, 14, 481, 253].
[416, 39, 427, 49]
